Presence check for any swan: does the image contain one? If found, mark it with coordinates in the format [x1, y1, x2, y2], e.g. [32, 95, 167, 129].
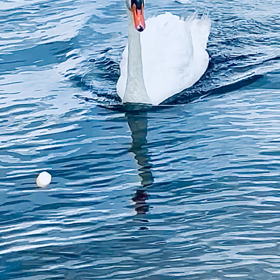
[117, 0, 211, 105]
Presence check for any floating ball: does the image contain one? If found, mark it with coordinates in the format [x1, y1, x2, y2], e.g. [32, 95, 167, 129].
[36, 171, 52, 188]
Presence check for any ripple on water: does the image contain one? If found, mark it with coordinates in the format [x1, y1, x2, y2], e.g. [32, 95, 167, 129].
[1, 0, 280, 279]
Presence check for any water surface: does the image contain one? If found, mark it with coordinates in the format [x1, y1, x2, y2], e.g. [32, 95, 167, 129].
[1, 0, 280, 279]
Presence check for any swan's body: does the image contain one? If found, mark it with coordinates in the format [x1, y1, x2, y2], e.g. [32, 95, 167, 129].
[117, 4, 211, 105]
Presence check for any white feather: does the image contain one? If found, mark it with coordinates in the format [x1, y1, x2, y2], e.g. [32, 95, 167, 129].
[117, 12, 211, 105]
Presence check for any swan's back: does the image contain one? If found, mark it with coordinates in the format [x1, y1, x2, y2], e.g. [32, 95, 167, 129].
[117, 12, 211, 105]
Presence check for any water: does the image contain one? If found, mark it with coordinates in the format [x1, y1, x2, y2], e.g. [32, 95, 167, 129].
[1, 0, 280, 279]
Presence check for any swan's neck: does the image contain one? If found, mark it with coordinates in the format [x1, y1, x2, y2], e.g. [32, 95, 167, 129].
[123, 10, 151, 104]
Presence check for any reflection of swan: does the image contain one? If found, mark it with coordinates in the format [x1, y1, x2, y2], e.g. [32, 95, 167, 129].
[117, 0, 211, 105]
[126, 111, 153, 217]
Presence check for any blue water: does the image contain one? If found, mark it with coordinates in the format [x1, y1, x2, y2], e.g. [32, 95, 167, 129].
[1, 0, 280, 279]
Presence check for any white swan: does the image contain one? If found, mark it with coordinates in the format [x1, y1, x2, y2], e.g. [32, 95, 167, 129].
[117, 0, 211, 105]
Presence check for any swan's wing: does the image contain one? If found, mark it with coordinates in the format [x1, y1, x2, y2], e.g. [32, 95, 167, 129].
[141, 13, 194, 105]
[186, 12, 211, 50]
[177, 13, 211, 100]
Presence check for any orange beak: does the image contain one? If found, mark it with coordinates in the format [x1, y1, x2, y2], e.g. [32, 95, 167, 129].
[131, 3, 145, 32]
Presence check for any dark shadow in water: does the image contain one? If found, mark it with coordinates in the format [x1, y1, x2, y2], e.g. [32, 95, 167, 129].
[126, 111, 153, 228]
[164, 73, 264, 105]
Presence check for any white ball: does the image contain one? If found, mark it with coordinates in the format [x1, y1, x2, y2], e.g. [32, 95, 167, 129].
[36, 171, 52, 188]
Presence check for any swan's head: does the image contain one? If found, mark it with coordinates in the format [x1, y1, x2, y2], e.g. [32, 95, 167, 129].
[126, 0, 145, 32]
